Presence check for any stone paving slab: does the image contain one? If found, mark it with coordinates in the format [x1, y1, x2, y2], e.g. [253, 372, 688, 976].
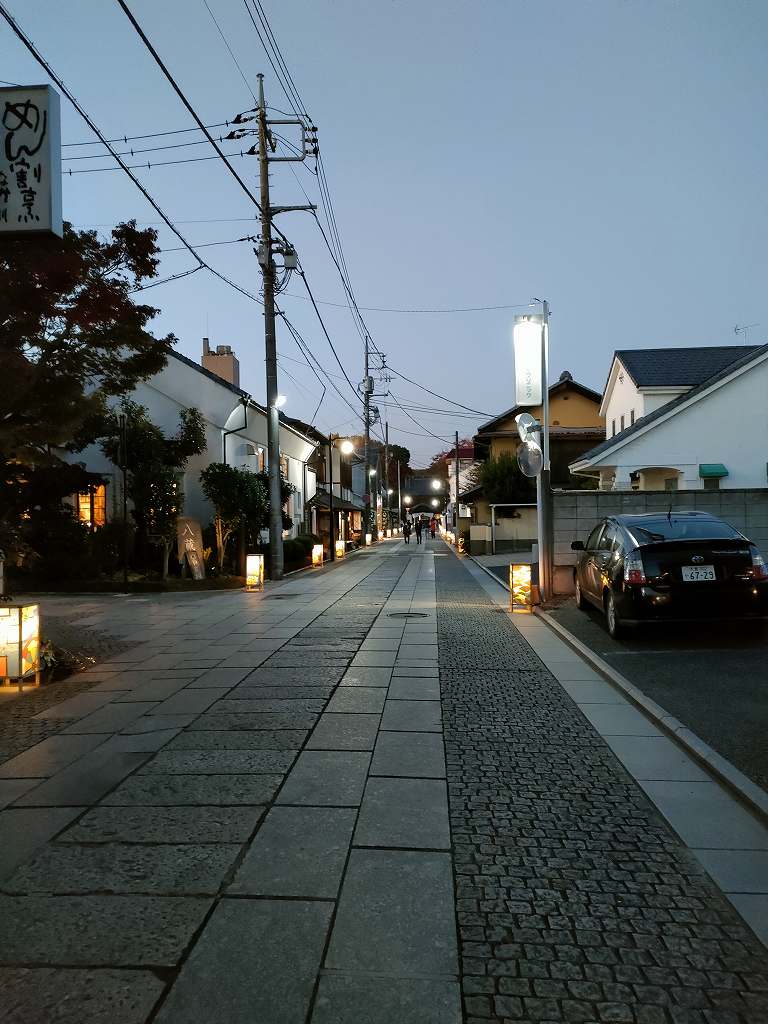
[138, 750, 296, 774]
[0, 734, 107, 779]
[354, 777, 450, 849]
[154, 898, 333, 1024]
[230, 806, 356, 898]
[0, 806, 86, 881]
[380, 698, 442, 732]
[324, 848, 457, 975]
[325, 687, 387, 713]
[4, 842, 240, 895]
[0, 894, 212, 965]
[167, 728, 308, 751]
[0, 778, 38, 809]
[369, 730, 446, 778]
[312, 975, 462, 1024]
[277, 751, 370, 806]
[102, 773, 282, 806]
[215, 697, 327, 713]
[60, 805, 264, 844]
[388, 677, 441, 700]
[306, 713, 380, 751]
[60, 701, 160, 735]
[189, 710, 319, 731]
[0, 966, 166, 1024]
[14, 749, 152, 807]
[339, 667, 393, 687]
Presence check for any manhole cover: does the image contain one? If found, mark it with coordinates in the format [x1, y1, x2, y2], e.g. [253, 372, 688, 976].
[387, 612, 429, 619]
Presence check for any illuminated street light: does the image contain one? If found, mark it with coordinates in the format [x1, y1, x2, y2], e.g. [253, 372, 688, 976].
[431, 479, 442, 490]
[431, 499, 439, 507]
[339, 439, 354, 455]
[369, 468, 377, 476]
[403, 495, 412, 505]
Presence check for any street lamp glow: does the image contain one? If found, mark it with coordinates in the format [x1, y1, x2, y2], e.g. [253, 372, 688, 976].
[368, 468, 377, 476]
[431, 479, 441, 490]
[339, 439, 354, 455]
[512, 314, 543, 406]
[431, 498, 439, 507]
[387, 488, 394, 495]
[403, 495, 412, 505]
[273, 394, 287, 409]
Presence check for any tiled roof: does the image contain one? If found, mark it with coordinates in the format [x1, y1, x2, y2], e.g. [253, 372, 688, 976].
[476, 377, 602, 435]
[617, 345, 761, 388]
[574, 343, 768, 466]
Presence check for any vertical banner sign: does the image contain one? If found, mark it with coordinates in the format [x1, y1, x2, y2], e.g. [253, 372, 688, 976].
[512, 315, 543, 406]
[176, 518, 206, 580]
[0, 85, 62, 237]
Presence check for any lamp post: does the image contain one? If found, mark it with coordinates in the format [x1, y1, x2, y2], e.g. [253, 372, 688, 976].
[328, 435, 354, 562]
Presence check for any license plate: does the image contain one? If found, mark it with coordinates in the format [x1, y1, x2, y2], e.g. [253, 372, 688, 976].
[681, 565, 716, 582]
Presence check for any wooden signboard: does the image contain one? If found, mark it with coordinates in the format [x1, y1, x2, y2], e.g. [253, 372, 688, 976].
[177, 517, 206, 580]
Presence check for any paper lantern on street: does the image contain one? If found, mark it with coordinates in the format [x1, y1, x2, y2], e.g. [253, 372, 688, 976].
[335, 540, 345, 560]
[386, 529, 392, 538]
[312, 544, 324, 567]
[378, 531, 384, 541]
[365, 533, 372, 545]
[510, 563, 532, 613]
[1, 603, 40, 689]
[246, 554, 264, 591]
[458, 534, 465, 554]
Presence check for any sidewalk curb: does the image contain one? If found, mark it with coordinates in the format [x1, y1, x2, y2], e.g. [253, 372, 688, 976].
[467, 555, 768, 825]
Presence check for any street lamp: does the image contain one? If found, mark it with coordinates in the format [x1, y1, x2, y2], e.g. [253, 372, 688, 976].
[431, 498, 439, 508]
[327, 435, 355, 563]
[403, 495, 412, 505]
[431, 479, 441, 490]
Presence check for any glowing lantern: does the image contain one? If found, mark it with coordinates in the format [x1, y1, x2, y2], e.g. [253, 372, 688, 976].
[246, 554, 265, 592]
[312, 544, 324, 567]
[1, 603, 40, 690]
[510, 563, 533, 613]
[365, 533, 372, 545]
[378, 531, 384, 541]
[335, 540, 345, 560]
[458, 534, 465, 554]
[386, 529, 392, 538]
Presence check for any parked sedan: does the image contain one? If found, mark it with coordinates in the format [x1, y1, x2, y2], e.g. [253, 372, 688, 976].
[571, 511, 768, 637]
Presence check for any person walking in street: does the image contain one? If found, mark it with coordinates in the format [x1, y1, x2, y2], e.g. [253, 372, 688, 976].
[415, 518, 423, 545]
[430, 517, 437, 540]
[403, 520, 411, 544]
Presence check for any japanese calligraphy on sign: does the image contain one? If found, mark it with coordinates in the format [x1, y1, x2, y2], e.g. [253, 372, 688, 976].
[0, 85, 62, 237]
[176, 517, 206, 581]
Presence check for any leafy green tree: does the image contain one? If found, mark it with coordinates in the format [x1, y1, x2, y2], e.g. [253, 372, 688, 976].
[0, 219, 173, 558]
[200, 463, 269, 572]
[99, 400, 206, 577]
[477, 451, 536, 505]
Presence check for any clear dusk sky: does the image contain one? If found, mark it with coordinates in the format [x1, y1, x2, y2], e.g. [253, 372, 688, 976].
[3, 0, 767, 465]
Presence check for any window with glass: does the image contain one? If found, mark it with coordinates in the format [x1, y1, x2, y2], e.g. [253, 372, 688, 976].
[703, 477, 720, 491]
[77, 484, 106, 528]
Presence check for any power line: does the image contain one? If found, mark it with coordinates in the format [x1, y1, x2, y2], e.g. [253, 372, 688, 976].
[386, 366, 493, 417]
[63, 134, 230, 161]
[131, 265, 204, 292]
[297, 269, 363, 405]
[201, 0, 257, 104]
[387, 393, 453, 446]
[64, 121, 231, 147]
[64, 148, 252, 174]
[0, 1, 260, 306]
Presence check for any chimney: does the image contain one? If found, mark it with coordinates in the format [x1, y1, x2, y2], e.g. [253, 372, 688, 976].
[202, 338, 240, 388]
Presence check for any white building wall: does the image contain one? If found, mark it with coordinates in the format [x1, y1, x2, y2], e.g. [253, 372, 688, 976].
[602, 360, 644, 437]
[591, 354, 768, 490]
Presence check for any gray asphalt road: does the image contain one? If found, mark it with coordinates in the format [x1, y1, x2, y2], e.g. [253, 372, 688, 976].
[549, 598, 768, 793]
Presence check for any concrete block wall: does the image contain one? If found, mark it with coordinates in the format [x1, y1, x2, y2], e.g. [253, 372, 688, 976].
[553, 489, 768, 593]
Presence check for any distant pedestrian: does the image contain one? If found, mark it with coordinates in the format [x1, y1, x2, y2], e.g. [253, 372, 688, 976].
[403, 520, 411, 544]
[430, 517, 437, 540]
[415, 519, 423, 545]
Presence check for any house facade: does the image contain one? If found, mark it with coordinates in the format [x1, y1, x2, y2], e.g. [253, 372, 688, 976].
[572, 344, 768, 490]
[67, 343, 318, 538]
[462, 372, 604, 552]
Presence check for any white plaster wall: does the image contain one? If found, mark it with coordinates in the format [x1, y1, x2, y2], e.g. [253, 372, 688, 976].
[602, 360, 643, 436]
[592, 354, 768, 489]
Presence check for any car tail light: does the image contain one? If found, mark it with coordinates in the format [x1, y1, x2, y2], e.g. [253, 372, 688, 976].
[748, 545, 768, 580]
[623, 548, 646, 585]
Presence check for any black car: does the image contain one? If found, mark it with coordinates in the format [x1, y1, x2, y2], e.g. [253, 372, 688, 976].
[571, 511, 768, 637]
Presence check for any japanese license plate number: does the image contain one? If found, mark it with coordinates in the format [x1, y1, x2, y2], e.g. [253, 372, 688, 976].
[681, 565, 716, 582]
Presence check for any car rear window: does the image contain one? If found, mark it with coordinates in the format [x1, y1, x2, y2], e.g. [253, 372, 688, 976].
[626, 517, 741, 543]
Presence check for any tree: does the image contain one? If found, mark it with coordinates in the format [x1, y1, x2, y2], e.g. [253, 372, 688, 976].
[476, 451, 536, 506]
[200, 463, 268, 572]
[0, 219, 173, 557]
[99, 400, 206, 578]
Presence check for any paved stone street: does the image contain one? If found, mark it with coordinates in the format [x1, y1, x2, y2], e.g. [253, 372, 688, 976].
[0, 539, 766, 1023]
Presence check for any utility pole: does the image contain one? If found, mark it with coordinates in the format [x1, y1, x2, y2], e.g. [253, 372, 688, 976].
[257, 73, 284, 580]
[397, 460, 402, 525]
[363, 335, 372, 542]
[384, 421, 389, 531]
[118, 412, 129, 592]
[454, 430, 460, 534]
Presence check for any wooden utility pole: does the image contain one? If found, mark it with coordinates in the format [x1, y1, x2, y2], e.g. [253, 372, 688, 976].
[257, 74, 284, 579]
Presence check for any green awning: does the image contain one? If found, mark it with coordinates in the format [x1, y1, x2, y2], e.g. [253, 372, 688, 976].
[699, 463, 728, 479]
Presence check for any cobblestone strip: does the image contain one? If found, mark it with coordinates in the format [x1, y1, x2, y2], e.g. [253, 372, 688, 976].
[435, 553, 768, 1024]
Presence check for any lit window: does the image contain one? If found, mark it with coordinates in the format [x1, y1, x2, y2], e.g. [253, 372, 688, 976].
[77, 484, 106, 528]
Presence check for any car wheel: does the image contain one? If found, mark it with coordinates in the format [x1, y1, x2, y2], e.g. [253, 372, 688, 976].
[605, 591, 623, 639]
[574, 575, 587, 610]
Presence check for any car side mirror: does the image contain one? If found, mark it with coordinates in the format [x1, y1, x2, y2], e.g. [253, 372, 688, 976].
[571, 540, 585, 551]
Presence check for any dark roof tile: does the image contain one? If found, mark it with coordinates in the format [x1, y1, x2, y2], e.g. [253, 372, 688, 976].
[617, 345, 761, 387]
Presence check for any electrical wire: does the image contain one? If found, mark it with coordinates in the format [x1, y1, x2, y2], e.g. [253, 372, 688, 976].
[64, 149, 251, 174]
[63, 135, 230, 161]
[131, 265, 204, 292]
[64, 121, 231, 147]
[0, 2, 260, 307]
[386, 367, 493, 417]
[386, 393, 453, 446]
[201, 0, 258, 104]
[296, 270, 363, 404]
[158, 235, 254, 253]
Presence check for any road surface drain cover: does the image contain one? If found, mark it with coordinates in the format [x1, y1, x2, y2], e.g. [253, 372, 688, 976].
[387, 612, 429, 619]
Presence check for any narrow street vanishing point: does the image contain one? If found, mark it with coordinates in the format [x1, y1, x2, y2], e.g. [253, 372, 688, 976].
[1, 537, 767, 1023]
